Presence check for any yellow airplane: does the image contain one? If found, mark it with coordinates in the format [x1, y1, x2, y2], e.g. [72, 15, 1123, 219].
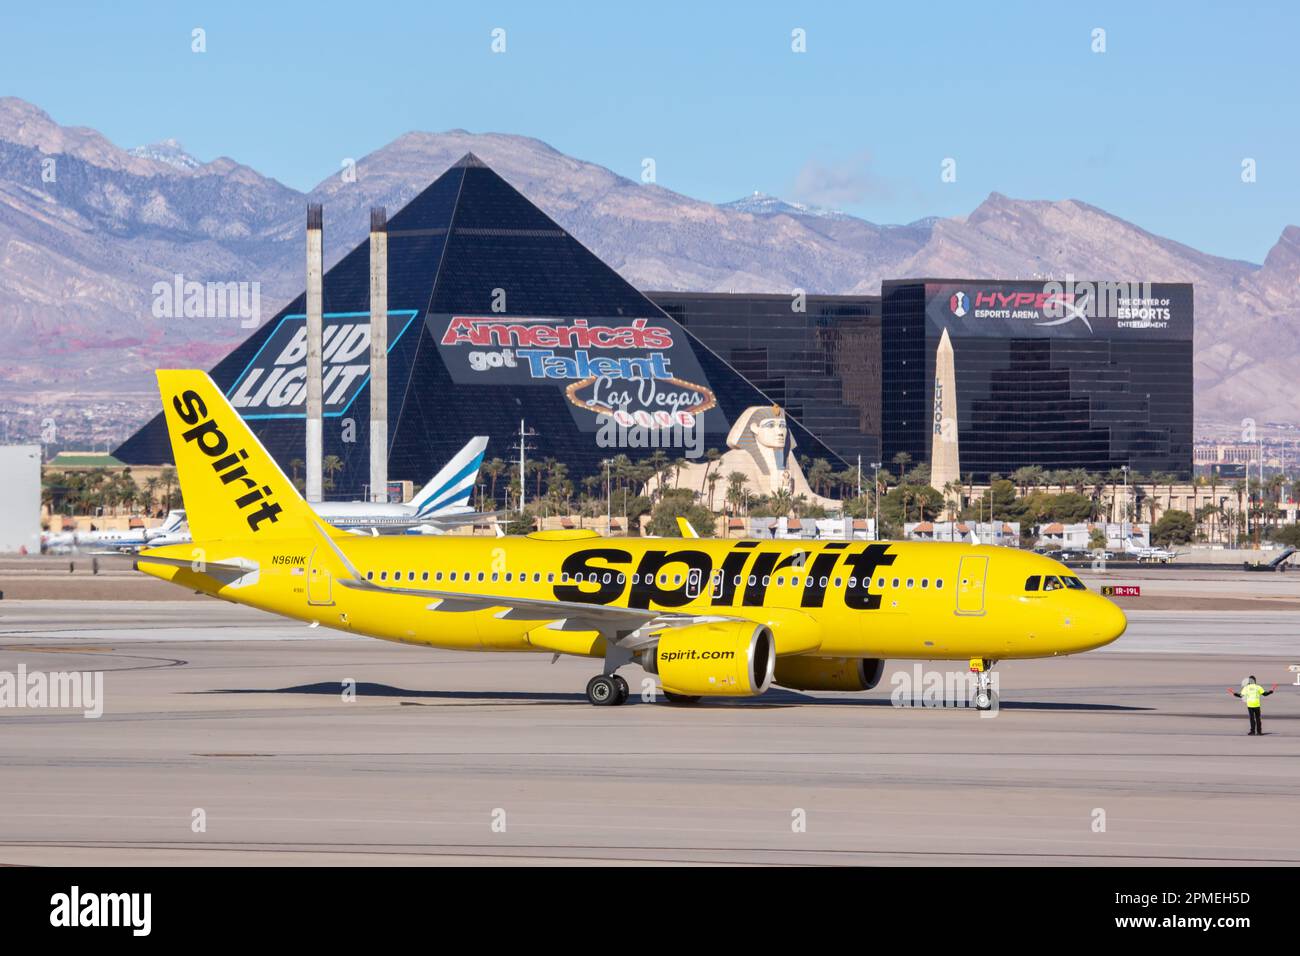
[136, 370, 1126, 710]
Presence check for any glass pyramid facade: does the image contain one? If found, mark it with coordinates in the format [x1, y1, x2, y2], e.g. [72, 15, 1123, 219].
[115, 154, 845, 498]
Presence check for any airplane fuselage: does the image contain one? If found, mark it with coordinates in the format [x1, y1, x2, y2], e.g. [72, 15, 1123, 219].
[140, 532, 1126, 662]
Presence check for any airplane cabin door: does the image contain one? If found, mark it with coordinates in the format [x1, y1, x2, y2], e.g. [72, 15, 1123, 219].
[307, 548, 334, 606]
[955, 556, 988, 616]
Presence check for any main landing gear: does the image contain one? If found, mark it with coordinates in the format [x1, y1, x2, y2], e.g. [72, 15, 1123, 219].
[586, 673, 630, 706]
[970, 658, 998, 712]
[586, 641, 634, 706]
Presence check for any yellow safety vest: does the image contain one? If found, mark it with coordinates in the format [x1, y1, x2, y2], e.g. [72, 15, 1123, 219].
[1242, 683, 1265, 708]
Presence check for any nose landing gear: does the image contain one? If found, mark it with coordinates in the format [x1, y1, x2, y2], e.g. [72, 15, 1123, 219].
[970, 658, 998, 711]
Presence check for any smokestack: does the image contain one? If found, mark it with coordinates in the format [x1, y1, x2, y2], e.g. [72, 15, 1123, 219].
[369, 207, 388, 503]
[305, 203, 324, 503]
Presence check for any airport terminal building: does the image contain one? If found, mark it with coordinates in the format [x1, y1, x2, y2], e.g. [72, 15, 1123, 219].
[115, 155, 1195, 498]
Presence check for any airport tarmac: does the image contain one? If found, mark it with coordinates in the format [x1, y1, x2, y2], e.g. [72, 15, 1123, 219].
[0, 597, 1297, 866]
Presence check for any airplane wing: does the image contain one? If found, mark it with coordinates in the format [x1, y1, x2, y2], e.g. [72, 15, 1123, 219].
[676, 516, 700, 538]
[314, 521, 734, 649]
[335, 510, 506, 536]
[415, 509, 506, 533]
[337, 519, 430, 535]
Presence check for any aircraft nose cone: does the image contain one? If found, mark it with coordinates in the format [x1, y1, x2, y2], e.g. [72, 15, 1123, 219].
[1093, 595, 1127, 648]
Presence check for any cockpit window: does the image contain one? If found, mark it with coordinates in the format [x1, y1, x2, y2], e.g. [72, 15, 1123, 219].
[1063, 576, 1086, 591]
[1024, 575, 1041, 591]
[1042, 576, 1064, 591]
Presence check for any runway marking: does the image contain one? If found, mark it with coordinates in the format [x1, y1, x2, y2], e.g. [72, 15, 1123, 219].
[195, 753, 275, 758]
[0, 645, 116, 653]
[0, 840, 1296, 865]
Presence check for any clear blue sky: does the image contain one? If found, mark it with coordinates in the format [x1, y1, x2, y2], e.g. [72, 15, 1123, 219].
[3, 0, 1295, 263]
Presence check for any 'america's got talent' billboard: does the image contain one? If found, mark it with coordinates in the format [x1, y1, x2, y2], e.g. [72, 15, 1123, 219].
[433, 313, 723, 433]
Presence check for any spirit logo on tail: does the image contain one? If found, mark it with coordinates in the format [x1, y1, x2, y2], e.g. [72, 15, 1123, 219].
[173, 390, 282, 532]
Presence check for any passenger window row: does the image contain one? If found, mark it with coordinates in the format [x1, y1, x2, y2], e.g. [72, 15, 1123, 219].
[360, 569, 946, 592]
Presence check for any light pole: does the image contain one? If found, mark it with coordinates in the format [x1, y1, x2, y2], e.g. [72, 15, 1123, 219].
[513, 419, 537, 516]
[1121, 464, 1129, 547]
[1257, 436, 1264, 549]
[871, 461, 881, 540]
[603, 458, 612, 536]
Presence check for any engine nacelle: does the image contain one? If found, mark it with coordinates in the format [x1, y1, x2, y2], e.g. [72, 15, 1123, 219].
[773, 656, 886, 692]
[646, 621, 775, 697]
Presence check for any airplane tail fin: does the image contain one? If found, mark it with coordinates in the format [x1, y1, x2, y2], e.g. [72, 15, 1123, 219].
[155, 370, 333, 542]
[159, 509, 186, 533]
[411, 436, 488, 517]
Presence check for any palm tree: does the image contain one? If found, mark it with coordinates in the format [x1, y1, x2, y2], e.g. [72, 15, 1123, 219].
[528, 459, 546, 502]
[672, 457, 689, 490]
[769, 487, 794, 518]
[1230, 479, 1247, 546]
[645, 450, 670, 500]
[725, 472, 749, 517]
[321, 455, 343, 493]
[580, 475, 600, 524]
[942, 479, 962, 523]
[144, 476, 161, 514]
[706, 471, 721, 513]
[807, 459, 833, 497]
[1011, 466, 1039, 497]
[159, 466, 177, 511]
[698, 447, 721, 502]
[484, 458, 506, 507]
[1207, 471, 1220, 544]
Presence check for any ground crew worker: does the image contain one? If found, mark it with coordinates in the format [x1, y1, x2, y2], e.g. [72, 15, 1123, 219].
[1227, 676, 1277, 735]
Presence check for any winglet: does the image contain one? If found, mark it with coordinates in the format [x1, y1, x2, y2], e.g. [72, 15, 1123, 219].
[676, 516, 700, 538]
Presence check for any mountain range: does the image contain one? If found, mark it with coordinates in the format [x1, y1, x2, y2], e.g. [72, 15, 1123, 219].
[1, 95, 1297, 437]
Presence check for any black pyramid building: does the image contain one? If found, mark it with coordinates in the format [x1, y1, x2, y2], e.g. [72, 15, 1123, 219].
[115, 154, 843, 498]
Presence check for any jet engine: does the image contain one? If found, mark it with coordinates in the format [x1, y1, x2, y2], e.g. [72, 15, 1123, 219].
[773, 656, 885, 692]
[645, 621, 775, 698]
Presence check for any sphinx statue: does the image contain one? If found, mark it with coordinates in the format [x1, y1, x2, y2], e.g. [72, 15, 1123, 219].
[644, 405, 841, 511]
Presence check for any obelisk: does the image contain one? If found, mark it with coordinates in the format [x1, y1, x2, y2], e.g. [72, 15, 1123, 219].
[930, 328, 960, 501]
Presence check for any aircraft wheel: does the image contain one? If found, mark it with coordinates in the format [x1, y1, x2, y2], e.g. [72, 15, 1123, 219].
[612, 674, 630, 704]
[663, 690, 702, 705]
[974, 689, 996, 711]
[586, 675, 619, 706]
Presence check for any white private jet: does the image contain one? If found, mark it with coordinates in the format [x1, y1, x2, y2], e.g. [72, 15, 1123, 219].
[42, 509, 187, 554]
[314, 436, 496, 535]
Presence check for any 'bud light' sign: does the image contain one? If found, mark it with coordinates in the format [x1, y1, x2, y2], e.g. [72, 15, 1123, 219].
[226, 310, 418, 419]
